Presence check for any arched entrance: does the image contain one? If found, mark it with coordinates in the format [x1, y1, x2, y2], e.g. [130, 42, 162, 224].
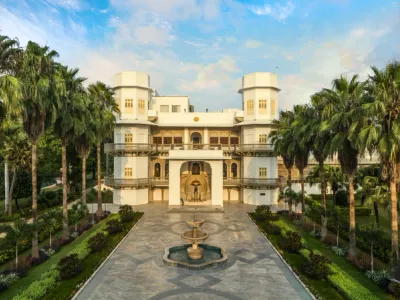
[180, 161, 212, 204]
[190, 132, 202, 144]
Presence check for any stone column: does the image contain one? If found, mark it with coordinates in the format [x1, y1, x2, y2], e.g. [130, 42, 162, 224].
[208, 160, 223, 207]
[204, 127, 209, 146]
[184, 128, 189, 149]
[168, 160, 182, 206]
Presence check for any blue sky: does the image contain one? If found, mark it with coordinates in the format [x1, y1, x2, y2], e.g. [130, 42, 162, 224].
[0, 0, 399, 111]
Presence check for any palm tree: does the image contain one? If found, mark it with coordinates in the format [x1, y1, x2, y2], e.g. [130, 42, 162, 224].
[1, 124, 31, 215]
[53, 65, 86, 240]
[292, 105, 312, 219]
[320, 75, 365, 257]
[358, 61, 400, 262]
[270, 110, 296, 212]
[88, 82, 118, 218]
[362, 176, 389, 226]
[326, 166, 346, 206]
[17, 41, 62, 258]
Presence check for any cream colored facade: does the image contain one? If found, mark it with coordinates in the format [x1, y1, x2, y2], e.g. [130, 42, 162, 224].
[105, 71, 281, 207]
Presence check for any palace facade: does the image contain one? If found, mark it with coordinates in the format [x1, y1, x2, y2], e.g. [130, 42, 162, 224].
[105, 71, 281, 207]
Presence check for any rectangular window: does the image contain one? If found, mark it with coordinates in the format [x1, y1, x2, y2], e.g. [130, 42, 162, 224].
[230, 137, 239, 145]
[259, 167, 267, 178]
[138, 99, 145, 114]
[125, 133, 133, 143]
[247, 100, 254, 115]
[210, 137, 219, 144]
[259, 134, 267, 144]
[124, 167, 133, 178]
[172, 105, 181, 113]
[163, 137, 172, 144]
[259, 100, 267, 114]
[271, 99, 276, 116]
[160, 105, 169, 112]
[125, 99, 133, 108]
[220, 137, 229, 145]
[153, 136, 162, 144]
[173, 137, 183, 144]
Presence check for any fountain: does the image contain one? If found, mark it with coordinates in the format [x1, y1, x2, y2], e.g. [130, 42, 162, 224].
[163, 213, 228, 269]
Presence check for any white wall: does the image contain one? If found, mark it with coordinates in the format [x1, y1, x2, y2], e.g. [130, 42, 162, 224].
[242, 157, 277, 178]
[151, 96, 189, 113]
[113, 157, 148, 178]
[113, 188, 149, 205]
[114, 125, 150, 143]
[243, 188, 278, 205]
[155, 112, 239, 127]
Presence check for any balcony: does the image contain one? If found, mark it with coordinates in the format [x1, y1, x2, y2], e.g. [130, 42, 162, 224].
[240, 178, 285, 189]
[104, 177, 150, 189]
[105, 143, 276, 157]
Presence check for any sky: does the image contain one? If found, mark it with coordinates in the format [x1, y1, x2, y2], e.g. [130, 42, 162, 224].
[0, 0, 399, 112]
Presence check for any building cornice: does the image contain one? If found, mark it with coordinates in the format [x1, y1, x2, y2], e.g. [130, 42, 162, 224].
[238, 86, 281, 94]
[113, 85, 152, 91]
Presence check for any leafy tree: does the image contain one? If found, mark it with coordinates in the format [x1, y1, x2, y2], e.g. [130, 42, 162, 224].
[17, 41, 63, 258]
[69, 202, 88, 233]
[88, 82, 118, 217]
[320, 75, 365, 257]
[332, 206, 343, 247]
[362, 223, 381, 272]
[3, 219, 32, 270]
[39, 208, 62, 248]
[306, 203, 321, 232]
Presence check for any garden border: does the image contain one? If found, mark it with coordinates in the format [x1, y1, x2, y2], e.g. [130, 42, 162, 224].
[71, 213, 144, 300]
[247, 214, 316, 300]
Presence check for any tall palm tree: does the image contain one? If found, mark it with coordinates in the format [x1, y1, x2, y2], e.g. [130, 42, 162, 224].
[320, 75, 365, 257]
[53, 65, 86, 240]
[17, 41, 62, 258]
[362, 176, 389, 226]
[270, 110, 296, 212]
[292, 104, 313, 218]
[88, 82, 118, 218]
[326, 166, 346, 206]
[358, 61, 400, 262]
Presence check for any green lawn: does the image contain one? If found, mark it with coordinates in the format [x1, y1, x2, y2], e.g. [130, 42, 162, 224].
[0, 215, 113, 299]
[251, 214, 393, 300]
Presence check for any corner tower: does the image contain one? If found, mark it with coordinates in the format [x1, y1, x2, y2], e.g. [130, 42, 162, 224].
[238, 72, 280, 205]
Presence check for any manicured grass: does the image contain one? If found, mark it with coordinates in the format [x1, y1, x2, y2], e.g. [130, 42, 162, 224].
[0, 215, 115, 299]
[250, 214, 393, 300]
[42, 213, 142, 300]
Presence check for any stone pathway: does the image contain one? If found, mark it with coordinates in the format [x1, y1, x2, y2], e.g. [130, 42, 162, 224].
[76, 203, 312, 300]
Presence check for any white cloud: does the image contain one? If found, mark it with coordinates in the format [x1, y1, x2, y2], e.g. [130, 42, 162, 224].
[245, 39, 263, 48]
[226, 36, 238, 44]
[134, 26, 175, 45]
[250, 1, 295, 21]
[43, 0, 81, 11]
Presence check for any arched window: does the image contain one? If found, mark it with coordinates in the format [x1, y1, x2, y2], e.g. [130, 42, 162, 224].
[154, 163, 161, 178]
[165, 162, 169, 178]
[231, 163, 238, 178]
[223, 163, 228, 178]
[192, 162, 201, 175]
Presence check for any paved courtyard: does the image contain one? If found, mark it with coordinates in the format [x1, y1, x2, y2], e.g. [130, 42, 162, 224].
[76, 203, 312, 300]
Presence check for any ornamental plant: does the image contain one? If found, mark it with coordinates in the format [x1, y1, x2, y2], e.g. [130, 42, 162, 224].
[264, 223, 282, 235]
[105, 219, 123, 234]
[302, 251, 331, 279]
[87, 232, 107, 253]
[58, 253, 82, 280]
[119, 205, 134, 223]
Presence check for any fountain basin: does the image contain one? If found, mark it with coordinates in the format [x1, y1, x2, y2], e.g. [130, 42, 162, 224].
[186, 218, 204, 228]
[163, 244, 228, 270]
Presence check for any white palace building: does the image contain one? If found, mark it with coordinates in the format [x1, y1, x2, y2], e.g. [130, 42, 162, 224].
[104, 71, 282, 208]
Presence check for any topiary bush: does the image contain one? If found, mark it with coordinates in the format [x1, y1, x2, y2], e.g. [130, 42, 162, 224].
[57, 253, 82, 280]
[335, 189, 348, 206]
[264, 223, 282, 235]
[302, 251, 331, 279]
[87, 232, 107, 253]
[279, 231, 302, 253]
[389, 281, 400, 297]
[119, 205, 134, 223]
[105, 219, 123, 234]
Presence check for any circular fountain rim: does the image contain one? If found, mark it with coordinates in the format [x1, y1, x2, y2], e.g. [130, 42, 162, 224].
[181, 231, 208, 242]
[163, 244, 228, 270]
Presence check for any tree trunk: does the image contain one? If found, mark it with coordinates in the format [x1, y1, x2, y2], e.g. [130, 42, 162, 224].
[348, 174, 357, 258]
[390, 164, 399, 263]
[62, 137, 69, 240]
[320, 161, 327, 240]
[287, 168, 292, 213]
[373, 201, 380, 227]
[5, 161, 9, 214]
[337, 224, 339, 247]
[82, 156, 87, 205]
[333, 190, 337, 208]
[49, 231, 52, 248]
[15, 243, 18, 270]
[300, 168, 305, 220]
[31, 142, 39, 259]
[96, 143, 103, 217]
[371, 245, 374, 272]
[8, 167, 17, 216]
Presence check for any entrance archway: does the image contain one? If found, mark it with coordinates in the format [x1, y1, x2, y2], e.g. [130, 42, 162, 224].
[180, 161, 211, 204]
[190, 132, 202, 144]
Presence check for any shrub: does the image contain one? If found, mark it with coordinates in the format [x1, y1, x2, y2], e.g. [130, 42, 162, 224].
[264, 223, 282, 235]
[302, 251, 331, 279]
[7, 257, 30, 277]
[335, 189, 348, 206]
[331, 246, 348, 257]
[60, 237, 73, 246]
[279, 231, 302, 253]
[0, 281, 8, 292]
[347, 252, 371, 271]
[322, 233, 337, 246]
[14, 268, 58, 300]
[342, 207, 372, 216]
[58, 253, 82, 280]
[389, 281, 400, 297]
[105, 219, 123, 234]
[41, 247, 56, 257]
[119, 205, 134, 223]
[87, 232, 107, 253]
[277, 210, 289, 216]
[0, 272, 19, 291]
[366, 270, 390, 286]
